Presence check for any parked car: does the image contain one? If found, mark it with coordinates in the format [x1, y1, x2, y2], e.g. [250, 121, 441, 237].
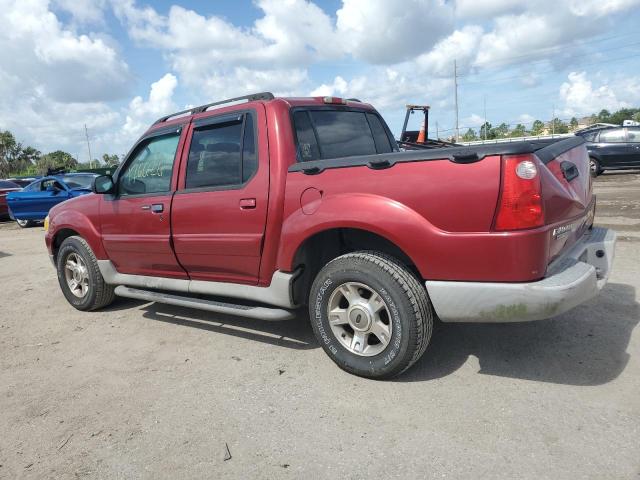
[7, 173, 97, 228]
[44, 93, 615, 379]
[576, 126, 640, 175]
[0, 180, 22, 219]
[5, 176, 41, 188]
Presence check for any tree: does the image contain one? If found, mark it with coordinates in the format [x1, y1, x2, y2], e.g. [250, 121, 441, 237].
[461, 128, 478, 141]
[479, 122, 494, 140]
[0, 130, 19, 177]
[492, 122, 509, 138]
[551, 118, 569, 134]
[569, 117, 578, 130]
[102, 153, 120, 166]
[35, 150, 77, 174]
[531, 120, 545, 136]
[597, 109, 611, 122]
[510, 124, 527, 137]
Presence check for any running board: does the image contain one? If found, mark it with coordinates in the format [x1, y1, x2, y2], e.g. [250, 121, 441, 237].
[114, 286, 295, 321]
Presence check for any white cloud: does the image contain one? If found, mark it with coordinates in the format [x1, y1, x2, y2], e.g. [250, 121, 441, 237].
[559, 71, 634, 116]
[0, 0, 131, 103]
[455, 0, 524, 18]
[336, 0, 454, 64]
[53, 0, 107, 25]
[122, 73, 178, 138]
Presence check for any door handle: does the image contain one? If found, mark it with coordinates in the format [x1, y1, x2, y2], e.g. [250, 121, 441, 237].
[141, 204, 164, 213]
[239, 198, 256, 209]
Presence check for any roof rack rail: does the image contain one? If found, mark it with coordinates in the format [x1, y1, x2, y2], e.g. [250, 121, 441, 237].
[153, 92, 275, 125]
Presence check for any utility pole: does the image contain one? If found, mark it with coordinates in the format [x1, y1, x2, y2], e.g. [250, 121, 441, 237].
[454, 59, 460, 142]
[483, 95, 487, 143]
[436, 121, 439, 140]
[551, 105, 555, 137]
[84, 124, 93, 169]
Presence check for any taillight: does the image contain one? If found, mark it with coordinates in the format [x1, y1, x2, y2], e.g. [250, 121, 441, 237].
[494, 154, 544, 231]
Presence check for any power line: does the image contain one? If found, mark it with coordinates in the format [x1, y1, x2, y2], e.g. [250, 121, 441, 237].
[458, 51, 640, 87]
[458, 32, 640, 73]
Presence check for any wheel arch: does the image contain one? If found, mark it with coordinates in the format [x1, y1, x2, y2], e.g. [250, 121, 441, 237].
[288, 227, 421, 306]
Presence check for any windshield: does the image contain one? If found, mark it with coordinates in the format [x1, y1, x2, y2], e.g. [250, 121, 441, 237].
[61, 175, 95, 189]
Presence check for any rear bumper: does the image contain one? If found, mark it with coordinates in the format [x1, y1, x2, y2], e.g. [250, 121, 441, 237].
[426, 227, 616, 322]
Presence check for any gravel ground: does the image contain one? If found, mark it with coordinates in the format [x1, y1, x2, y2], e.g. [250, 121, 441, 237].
[0, 172, 639, 479]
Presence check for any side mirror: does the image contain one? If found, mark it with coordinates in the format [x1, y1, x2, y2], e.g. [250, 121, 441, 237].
[93, 175, 115, 194]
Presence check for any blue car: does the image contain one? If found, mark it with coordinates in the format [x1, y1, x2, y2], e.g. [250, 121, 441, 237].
[7, 173, 98, 228]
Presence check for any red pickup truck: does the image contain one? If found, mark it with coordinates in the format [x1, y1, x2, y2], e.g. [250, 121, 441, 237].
[44, 93, 616, 379]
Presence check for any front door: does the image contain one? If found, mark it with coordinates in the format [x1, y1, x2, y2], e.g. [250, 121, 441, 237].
[10, 178, 70, 220]
[171, 107, 269, 285]
[100, 128, 188, 278]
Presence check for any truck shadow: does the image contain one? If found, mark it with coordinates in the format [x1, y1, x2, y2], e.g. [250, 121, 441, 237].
[139, 302, 317, 351]
[399, 282, 638, 385]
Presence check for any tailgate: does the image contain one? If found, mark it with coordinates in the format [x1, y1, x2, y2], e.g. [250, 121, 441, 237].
[534, 137, 594, 265]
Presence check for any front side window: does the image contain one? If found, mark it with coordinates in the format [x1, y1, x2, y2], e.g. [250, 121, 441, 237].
[185, 113, 257, 189]
[293, 109, 395, 162]
[599, 129, 626, 143]
[41, 179, 65, 191]
[119, 133, 180, 196]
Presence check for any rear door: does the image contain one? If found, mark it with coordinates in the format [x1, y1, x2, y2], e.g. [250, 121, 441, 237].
[594, 128, 628, 167]
[171, 107, 269, 285]
[171, 104, 269, 285]
[622, 127, 640, 166]
[100, 127, 188, 278]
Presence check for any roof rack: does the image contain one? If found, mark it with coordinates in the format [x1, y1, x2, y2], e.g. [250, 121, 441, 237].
[153, 92, 275, 125]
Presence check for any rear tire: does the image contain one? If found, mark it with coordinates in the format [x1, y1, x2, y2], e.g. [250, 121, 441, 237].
[16, 219, 35, 228]
[56, 236, 115, 311]
[308, 251, 433, 379]
[589, 157, 602, 177]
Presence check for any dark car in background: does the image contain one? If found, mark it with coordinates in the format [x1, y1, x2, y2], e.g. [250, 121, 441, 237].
[7, 173, 97, 228]
[577, 126, 640, 176]
[0, 180, 22, 219]
[5, 176, 41, 188]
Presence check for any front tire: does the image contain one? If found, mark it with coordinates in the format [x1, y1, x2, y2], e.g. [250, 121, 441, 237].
[309, 251, 433, 379]
[16, 219, 35, 228]
[589, 157, 602, 177]
[56, 236, 115, 311]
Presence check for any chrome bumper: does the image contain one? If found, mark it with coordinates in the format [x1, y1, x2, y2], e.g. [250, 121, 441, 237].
[426, 227, 616, 322]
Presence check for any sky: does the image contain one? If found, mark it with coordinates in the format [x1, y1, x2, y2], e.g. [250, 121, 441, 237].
[1, 0, 639, 160]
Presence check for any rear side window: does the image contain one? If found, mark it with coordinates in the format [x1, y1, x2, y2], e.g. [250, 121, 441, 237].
[599, 129, 626, 143]
[0, 180, 18, 189]
[185, 112, 257, 189]
[627, 128, 640, 143]
[366, 113, 393, 153]
[293, 109, 395, 162]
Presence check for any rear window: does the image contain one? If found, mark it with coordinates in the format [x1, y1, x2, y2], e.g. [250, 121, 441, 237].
[293, 109, 395, 162]
[0, 180, 19, 189]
